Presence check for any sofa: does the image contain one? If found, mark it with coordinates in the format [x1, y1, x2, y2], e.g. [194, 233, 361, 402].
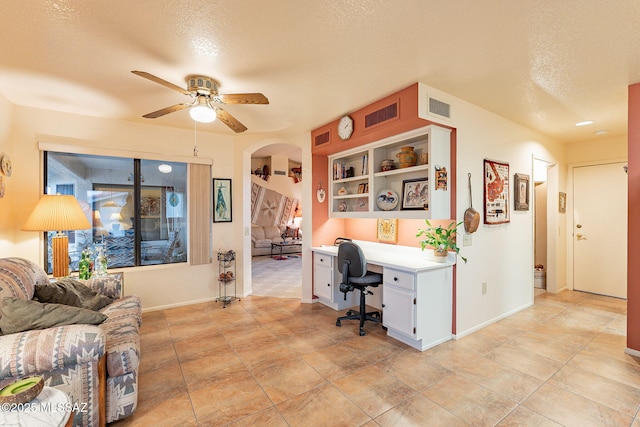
[0, 257, 141, 426]
[251, 224, 301, 256]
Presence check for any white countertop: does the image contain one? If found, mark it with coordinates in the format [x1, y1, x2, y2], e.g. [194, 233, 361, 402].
[312, 239, 456, 273]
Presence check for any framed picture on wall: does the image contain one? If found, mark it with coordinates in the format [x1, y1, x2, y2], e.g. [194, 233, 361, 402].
[213, 178, 232, 222]
[514, 173, 530, 211]
[376, 218, 398, 243]
[559, 192, 567, 213]
[484, 159, 510, 224]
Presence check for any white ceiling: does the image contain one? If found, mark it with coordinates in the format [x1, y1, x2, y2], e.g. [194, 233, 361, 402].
[1, 1, 639, 145]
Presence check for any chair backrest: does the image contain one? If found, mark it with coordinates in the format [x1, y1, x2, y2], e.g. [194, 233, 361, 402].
[337, 242, 367, 278]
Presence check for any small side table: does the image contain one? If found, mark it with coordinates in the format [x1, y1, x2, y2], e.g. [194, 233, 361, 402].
[0, 386, 73, 426]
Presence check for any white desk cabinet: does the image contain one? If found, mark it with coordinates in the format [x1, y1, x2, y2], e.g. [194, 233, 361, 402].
[382, 266, 452, 350]
[313, 252, 355, 310]
[312, 241, 454, 351]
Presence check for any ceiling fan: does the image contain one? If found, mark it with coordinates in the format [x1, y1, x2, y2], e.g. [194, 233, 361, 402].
[131, 70, 269, 133]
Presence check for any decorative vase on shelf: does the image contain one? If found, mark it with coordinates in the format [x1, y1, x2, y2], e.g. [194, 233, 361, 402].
[381, 159, 395, 171]
[396, 146, 417, 168]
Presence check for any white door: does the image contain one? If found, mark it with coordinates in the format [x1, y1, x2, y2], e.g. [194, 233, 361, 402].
[573, 162, 627, 298]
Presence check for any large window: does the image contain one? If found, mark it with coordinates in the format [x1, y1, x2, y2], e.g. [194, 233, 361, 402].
[45, 152, 188, 272]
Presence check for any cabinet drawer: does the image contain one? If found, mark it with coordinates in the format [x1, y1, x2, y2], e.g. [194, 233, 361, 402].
[383, 267, 415, 291]
[314, 253, 333, 268]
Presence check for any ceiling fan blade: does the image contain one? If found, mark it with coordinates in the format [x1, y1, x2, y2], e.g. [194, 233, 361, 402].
[216, 108, 248, 133]
[143, 103, 191, 119]
[217, 93, 269, 105]
[131, 70, 191, 96]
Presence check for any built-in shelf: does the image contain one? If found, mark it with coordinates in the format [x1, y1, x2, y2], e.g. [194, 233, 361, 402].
[328, 125, 451, 219]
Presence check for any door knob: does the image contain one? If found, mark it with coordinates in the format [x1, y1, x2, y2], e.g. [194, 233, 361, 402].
[576, 233, 587, 240]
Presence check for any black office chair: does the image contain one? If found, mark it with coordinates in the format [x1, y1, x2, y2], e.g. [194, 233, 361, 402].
[335, 242, 382, 336]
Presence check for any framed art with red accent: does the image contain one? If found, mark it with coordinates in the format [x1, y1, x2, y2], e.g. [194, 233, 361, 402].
[484, 159, 510, 224]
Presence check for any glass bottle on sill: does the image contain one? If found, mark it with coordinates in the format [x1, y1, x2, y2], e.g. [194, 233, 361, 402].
[94, 245, 108, 277]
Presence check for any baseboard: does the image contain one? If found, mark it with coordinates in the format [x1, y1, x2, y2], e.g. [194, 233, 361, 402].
[625, 347, 640, 357]
[141, 296, 218, 313]
[453, 301, 533, 340]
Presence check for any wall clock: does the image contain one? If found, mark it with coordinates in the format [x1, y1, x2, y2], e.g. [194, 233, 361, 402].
[337, 115, 354, 140]
[0, 154, 12, 177]
[377, 218, 398, 243]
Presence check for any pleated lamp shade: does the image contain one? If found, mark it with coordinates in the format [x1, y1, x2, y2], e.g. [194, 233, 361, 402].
[23, 194, 92, 277]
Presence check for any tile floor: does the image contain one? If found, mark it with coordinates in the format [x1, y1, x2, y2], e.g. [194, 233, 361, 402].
[112, 289, 640, 427]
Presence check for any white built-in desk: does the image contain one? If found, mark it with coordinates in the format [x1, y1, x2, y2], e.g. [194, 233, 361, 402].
[311, 240, 456, 351]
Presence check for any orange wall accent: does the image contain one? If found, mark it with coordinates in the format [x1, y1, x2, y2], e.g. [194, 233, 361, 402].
[310, 83, 458, 332]
[628, 83, 640, 351]
[312, 83, 451, 156]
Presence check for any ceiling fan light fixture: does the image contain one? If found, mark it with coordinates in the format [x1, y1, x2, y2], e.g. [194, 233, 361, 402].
[190, 104, 216, 123]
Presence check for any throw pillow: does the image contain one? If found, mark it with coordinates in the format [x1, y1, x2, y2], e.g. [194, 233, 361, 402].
[34, 278, 112, 311]
[0, 297, 107, 335]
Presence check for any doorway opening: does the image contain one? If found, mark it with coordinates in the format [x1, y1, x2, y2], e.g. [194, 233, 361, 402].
[532, 158, 560, 294]
[247, 143, 303, 299]
[533, 159, 549, 293]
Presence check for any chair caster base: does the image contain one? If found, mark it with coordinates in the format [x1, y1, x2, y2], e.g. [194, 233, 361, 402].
[336, 320, 341, 327]
[359, 328, 365, 336]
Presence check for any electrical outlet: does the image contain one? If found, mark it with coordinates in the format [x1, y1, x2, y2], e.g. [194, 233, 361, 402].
[463, 234, 472, 246]
[482, 282, 487, 294]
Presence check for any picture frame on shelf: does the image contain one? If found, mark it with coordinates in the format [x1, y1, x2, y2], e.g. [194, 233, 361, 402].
[514, 173, 530, 211]
[355, 197, 369, 211]
[357, 183, 366, 194]
[213, 178, 232, 222]
[483, 159, 510, 224]
[401, 178, 429, 210]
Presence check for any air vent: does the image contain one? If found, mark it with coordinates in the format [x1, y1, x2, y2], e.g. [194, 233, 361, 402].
[365, 103, 398, 128]
[314, 131, 330, 147]
[428, 97, 451, 119]
[274, 170, 286, 175]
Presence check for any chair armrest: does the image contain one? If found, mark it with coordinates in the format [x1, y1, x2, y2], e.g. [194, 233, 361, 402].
[82, 273, 123, 299]
[0, 324, 106, 380]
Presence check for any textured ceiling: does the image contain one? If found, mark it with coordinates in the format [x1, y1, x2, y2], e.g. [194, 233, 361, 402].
[0, 1, 639, 143]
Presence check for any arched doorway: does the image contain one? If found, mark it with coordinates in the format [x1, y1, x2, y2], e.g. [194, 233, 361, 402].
[243, 141, 303, 298]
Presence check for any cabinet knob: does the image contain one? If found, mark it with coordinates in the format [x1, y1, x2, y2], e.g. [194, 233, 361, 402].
[394, 277, 398, 281]
[320, 258, 324, 262]
[382, 304, 386, 308]
[327, 283, 330, 287]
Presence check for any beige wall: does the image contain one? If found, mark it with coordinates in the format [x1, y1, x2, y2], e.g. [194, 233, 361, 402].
[419, 84, 567, 336]
[0, 102, 237, 311]
[566, 135, 627, 164]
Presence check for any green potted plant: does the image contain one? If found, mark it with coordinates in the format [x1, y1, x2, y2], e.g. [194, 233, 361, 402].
[416, 219, 467, 263]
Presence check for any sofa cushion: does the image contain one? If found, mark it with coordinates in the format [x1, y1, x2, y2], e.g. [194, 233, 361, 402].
[0, 258, 48, 304]
[251, 225, 265, 241]
[263, 226, 282, 240]
[0, 297, 107, 335]
[254, 239, 272, 249]
[99, 317, 140, 377]
[34, 278, 113, 310]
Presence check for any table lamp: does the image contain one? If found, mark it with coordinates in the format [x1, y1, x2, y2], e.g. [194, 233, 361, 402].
[22, 194, 92, 278]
